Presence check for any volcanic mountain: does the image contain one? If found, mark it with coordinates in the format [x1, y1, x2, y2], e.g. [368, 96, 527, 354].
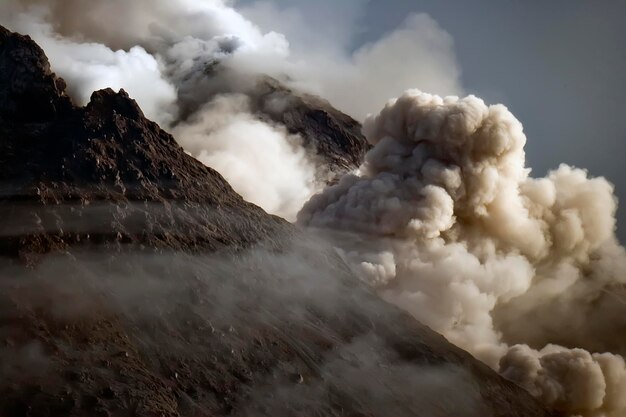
[0, 26, 556, 417]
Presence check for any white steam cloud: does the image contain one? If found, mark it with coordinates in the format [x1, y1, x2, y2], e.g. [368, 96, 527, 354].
[172, 94, 317, 221]
[0, 0, 462, 220]
[299, 90, 626, 417]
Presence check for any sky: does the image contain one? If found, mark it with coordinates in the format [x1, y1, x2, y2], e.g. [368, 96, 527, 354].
[239, 0, 626, 242]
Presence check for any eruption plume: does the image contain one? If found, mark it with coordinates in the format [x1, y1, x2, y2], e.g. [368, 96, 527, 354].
[299, 90, 626, 417]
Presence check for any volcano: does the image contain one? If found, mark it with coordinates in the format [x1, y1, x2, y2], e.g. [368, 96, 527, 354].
[0, 26, 557, 417]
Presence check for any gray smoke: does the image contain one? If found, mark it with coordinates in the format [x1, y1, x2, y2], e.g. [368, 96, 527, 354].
[299, 90, 626, 417]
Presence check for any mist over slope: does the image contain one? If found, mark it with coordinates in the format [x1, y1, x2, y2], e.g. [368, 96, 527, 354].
[0, 26, 555, 417]
[299, 90, 626, 417]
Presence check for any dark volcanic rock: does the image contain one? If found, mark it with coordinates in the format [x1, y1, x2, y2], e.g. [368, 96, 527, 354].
[0, 26, 558, 417]
[251, 77, 369, 176]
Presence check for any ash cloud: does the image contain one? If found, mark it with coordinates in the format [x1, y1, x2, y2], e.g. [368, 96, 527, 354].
[299, 90, 626, 417]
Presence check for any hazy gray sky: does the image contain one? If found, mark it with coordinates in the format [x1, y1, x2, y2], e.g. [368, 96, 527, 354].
[239, 0, 626, 241]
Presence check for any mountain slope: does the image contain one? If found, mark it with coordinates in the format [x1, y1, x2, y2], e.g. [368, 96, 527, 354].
[0, 26, 557, 417]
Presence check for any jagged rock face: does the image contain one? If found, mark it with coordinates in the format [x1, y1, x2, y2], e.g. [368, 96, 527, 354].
[0, 27, 288, 261]
[0, 26, 558, 417]
[251, 78, 369, 175]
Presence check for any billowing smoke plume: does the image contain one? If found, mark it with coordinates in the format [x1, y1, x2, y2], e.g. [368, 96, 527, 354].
[0, 0, 461, 220]
[299, 90, 626, 417]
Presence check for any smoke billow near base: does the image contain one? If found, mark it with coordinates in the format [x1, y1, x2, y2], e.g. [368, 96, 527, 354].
[299, 90, 626, 417]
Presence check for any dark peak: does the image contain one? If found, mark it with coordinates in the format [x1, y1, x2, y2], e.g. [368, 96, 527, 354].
[0, 25, 70, 123]
[86, 88, 145, 122]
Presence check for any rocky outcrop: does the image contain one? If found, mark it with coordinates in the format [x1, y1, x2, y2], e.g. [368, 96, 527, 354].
[252, 77, 369, 176]
[0, 26, 558, 417]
